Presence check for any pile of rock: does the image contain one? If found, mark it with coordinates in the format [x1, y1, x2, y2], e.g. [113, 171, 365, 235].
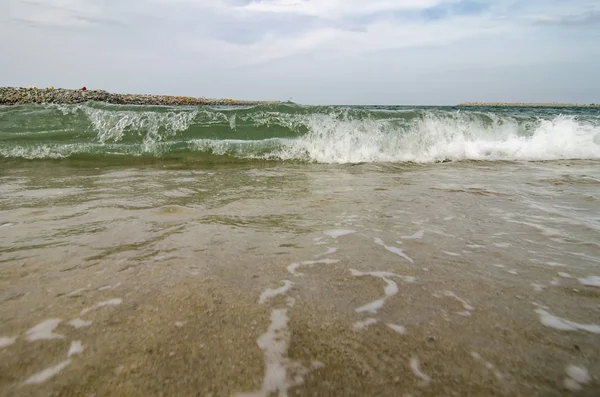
[457, 101, 600, 108]
[0, 87, 280, 106]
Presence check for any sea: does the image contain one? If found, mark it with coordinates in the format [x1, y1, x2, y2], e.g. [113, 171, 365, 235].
[1, 102, 599, 396]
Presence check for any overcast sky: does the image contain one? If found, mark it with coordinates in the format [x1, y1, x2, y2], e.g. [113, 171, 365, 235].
[1, 0, 599, 104]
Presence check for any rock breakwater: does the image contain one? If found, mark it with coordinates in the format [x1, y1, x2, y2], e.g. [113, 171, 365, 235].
[458, 102, 599, 108]
[0, 87, 280, 106]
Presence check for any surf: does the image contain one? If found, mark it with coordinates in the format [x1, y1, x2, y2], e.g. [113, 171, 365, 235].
[1, 102, 599, 163]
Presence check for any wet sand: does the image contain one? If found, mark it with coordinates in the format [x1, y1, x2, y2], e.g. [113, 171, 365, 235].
[1, 161, 599, 396]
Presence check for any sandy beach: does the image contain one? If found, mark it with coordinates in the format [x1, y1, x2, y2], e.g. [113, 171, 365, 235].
[1, 159, 599, 397]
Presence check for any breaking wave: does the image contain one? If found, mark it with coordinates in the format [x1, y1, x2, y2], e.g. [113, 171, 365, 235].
[1, 102, 599, 163]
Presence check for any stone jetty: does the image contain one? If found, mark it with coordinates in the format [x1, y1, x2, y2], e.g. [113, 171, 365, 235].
[0, 87, 280, 106]
[458, 102, 599, 108]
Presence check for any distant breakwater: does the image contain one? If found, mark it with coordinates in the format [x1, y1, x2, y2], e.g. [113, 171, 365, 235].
[458, 102, 599, 108]
[0, 87, 280, 106]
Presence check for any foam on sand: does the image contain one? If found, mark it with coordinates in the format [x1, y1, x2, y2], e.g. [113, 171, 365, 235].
[23, 360, 72, 385]
[0, 336, 17, 348]
[373, 238, 414, 263]
[409, 358, 431, 387]
[531, 282, 545, 292]
[324, 229, 356, 238]
[287, 259, 339, 276]
[315, 247, 337, 257]
[534, 309, 600, 333]
[563, 364, 590, 391]
[233, 309, 309, 397]
[259, 280, 294, 304]
[578, 276, 600, 287]
[351, 269, 415, 314]
[80, 298, 122, 315]
[25, 319, 63, 341]
[471, 352, 505, 382]
[466, 243, 485, 248]
[400, 230, 424, 240]
[441, 291, 474, 316]
[353, 318, 378, 330]
[355, 299, 386, 314]
[67, 341, 85, 357]
[68, 318, 93, 328]
[387, 324, 406, 334]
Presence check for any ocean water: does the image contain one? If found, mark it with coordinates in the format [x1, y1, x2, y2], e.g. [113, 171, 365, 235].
[1, 103, 599, 396]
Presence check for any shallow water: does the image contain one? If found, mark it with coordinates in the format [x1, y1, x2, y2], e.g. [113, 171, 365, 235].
[1, 159, 599, 396]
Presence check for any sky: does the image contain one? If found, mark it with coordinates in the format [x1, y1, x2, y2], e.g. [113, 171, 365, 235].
[1, 0, 599, 105]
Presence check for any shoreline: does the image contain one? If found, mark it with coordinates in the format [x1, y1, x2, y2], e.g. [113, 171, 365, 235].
[457, 101, 599, 108]
[0, 87, 280, 106]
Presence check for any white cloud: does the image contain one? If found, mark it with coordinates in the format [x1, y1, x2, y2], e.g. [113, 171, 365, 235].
[4, 0, 115, 27]
[227, 13, 510, 65]
[241, 0, 455, 17]
[0, 0, 598, 104]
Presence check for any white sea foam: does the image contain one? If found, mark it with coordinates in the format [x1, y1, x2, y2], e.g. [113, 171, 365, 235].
[471, 352, 504, 382]
[287, 259, 339, 276]
[259, 280, 294, 304]
[98, 282, 121, 291]
[578, 276, 600, 287]
[324, 229, 356, 238]
[374, 238, 414, 263]
[409, 358, 431, 387]
[441, 291, 474, 316]
[23, 360, 72, 385]
[67, 341, 85, 357]
[564, 364, 590, 391]
[84, 106, 198, 148]
[493, 243, 511, 248]
[25, 319, 64, 341]
[356, 299, 386, 314]
[66, 288, 87, 297]
[400, 230, 424, 240]
[0, 336, 17, 348]
[466, 243, 485, 248]
[351, 269, 414, 314]
[234, 309, 308, 397]
[531, 282, 545, 292]
[353, 318, 378, 330]
[311, 361, 325, 369]
[80, 298, 123, 315]
[315, 247, 337, 257]
[535, 309, 600, 333]
[387, 324, 406, 334]
[68, 318, 92, 329]
[272, 112, 600, 163]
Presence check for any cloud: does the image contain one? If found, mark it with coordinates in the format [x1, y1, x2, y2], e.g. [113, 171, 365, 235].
[0, 0, 599, 104]
[240, 0, 455, 18]
[4, 0, 127, 27]
[533, 10, 600, 26]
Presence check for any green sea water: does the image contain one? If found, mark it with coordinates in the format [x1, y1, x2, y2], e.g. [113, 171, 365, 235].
[1, 102, 600, 396]
[1, 102, 599, 164]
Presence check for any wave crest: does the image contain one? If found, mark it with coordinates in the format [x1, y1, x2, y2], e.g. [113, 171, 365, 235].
[1, 103, 599, 163]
